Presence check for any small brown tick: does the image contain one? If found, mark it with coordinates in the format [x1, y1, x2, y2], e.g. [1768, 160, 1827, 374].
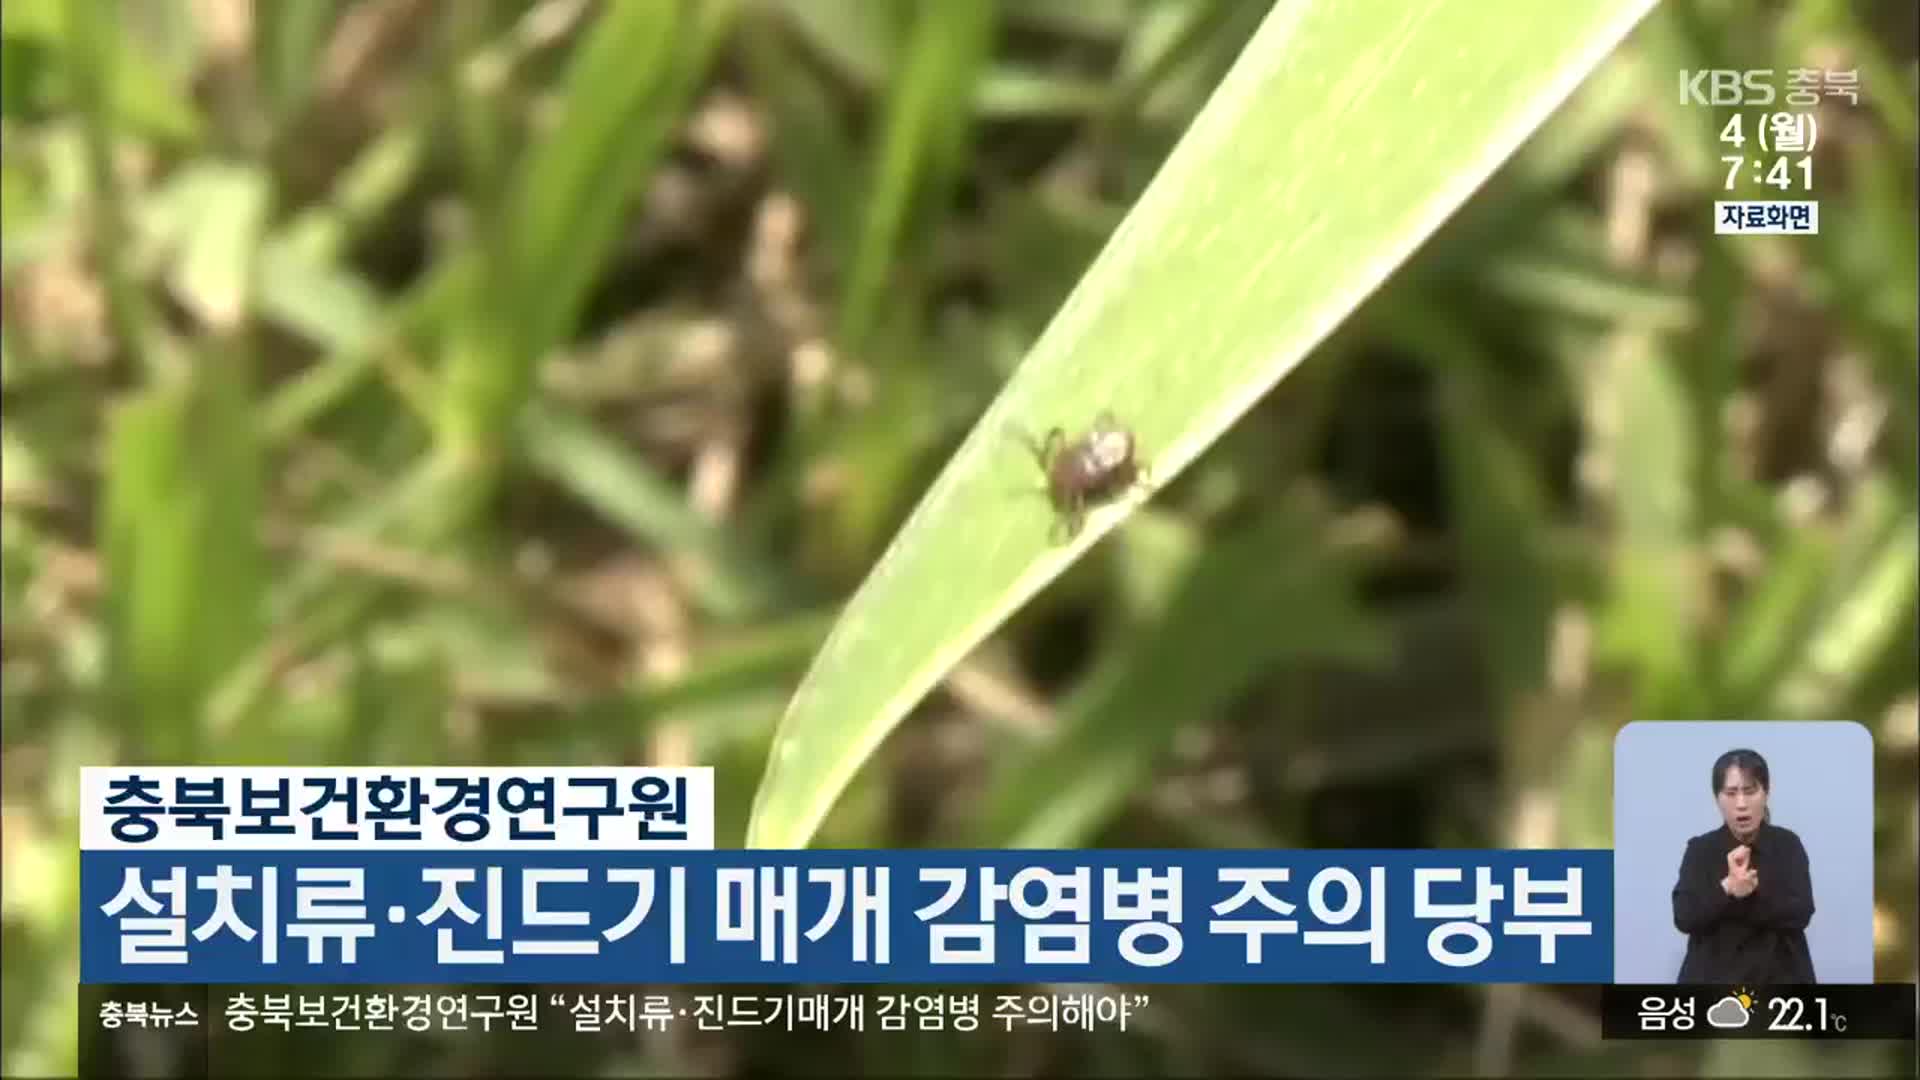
[1020, 410, 1151, 541]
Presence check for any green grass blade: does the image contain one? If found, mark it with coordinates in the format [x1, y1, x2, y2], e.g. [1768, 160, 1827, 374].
[1593, 341, 1708, 720]
[1392, 303, 1559, 705]
[1771, 478, 1919, 719]
[746, 0, 1663, 849]
[836, 0, 997, 354]
[576, 611, 837, 732]
[255, 0, 343, 129]
[518, 404, 792, 621]
[102, 348, 265, 761]
[159, 162, 271, 332]
[438, 0, 735, 468]
[770, 0, 894, 90]
[977, 505, 1389, 849]
[1717, 519, 1836, 715]
[63, 0, 158, 377]
[738, 14, 860, 274]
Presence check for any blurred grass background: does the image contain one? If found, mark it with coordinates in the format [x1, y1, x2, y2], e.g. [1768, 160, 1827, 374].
[1, 0, 1916, 1076]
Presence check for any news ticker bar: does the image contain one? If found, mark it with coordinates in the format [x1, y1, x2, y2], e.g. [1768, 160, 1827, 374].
[1600, 983, 1915, 1041]
[80, 983, 1916, 1077]
[79, 984, 1159, 1079]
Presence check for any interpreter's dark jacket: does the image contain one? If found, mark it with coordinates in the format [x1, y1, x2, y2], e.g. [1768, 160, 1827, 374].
[1671, 822, 1817, 985]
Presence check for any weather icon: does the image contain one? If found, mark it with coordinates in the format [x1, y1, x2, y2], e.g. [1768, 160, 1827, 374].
[1707, 987, 1755, 1029]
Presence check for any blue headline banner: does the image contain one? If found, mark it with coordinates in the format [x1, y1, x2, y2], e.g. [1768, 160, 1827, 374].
[82, 849, 1613, 985]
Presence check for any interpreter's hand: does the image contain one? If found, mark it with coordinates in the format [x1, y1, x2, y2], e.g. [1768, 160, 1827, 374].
[1721, 866, 1758, 898]
[1727, 845, 1751, 875]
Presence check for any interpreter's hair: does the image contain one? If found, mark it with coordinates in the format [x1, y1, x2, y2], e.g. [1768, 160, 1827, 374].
[1711, 748, 1772, 824]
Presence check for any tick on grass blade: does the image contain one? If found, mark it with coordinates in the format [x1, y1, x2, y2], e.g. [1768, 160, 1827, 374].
[1017, 410, 1152, 542]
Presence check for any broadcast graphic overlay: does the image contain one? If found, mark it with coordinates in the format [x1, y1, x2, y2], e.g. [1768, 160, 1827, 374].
[1682, 65, 1856, 236]
[20, 10, 1915, 1078]
[80, 766, 1619, 1074]
[1603, 721, 1913, 1041]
